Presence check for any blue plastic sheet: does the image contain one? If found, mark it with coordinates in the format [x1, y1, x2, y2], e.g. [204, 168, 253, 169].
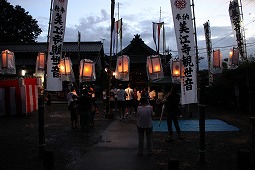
[153, 119, 239, 132]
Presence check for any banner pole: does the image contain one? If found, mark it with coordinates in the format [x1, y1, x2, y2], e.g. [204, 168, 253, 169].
[191, 0, 205, 164]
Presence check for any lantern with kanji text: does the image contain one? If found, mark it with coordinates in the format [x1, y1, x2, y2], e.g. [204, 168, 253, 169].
[79, 59, 96, 82]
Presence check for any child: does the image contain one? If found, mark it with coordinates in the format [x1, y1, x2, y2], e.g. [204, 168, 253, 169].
[69, 95, 79, 129]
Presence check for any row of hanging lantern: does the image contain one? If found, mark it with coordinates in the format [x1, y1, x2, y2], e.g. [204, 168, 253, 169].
[114, 55, 166, 81]
[211, 48, 239, 71]
[0, 49, 16, 75]
[169, 47, 241, 84]
[35, 52, 96, 85]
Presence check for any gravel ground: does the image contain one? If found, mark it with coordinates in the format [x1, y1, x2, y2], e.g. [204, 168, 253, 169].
[0, 102, 113, 170]
[153, 105, 255, 170]
[0, 103, 254, 170]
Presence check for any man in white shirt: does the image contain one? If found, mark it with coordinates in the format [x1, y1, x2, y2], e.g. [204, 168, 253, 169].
[117, 84, 126, 120]
[125, 83, 134, 117]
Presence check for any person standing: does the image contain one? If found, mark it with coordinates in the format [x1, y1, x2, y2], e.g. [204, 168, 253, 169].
[89, 86, 96, 103]
[141, 87, 149, 100]
[163, 85, 182, 141]
[137, 88, 142, 105]
[110, 85, 118, 110]
[109, 91, 115, 117]
[125, 83, 134, 117]
[68, 95, 79, 129]
[67, 87, 77, 109]
[136, 97, 155, 156]
[133, 87, 138, 114]
[116, 84, 126, 121]
[149, 88, 157, 113]
[79, 89, 92, 137]
[102, 88, 107, 113]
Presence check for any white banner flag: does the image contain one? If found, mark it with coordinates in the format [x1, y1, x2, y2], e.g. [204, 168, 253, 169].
[46, 0, 68, 91]
[229, 0, 246, 59]
[170, 0, 197, 104]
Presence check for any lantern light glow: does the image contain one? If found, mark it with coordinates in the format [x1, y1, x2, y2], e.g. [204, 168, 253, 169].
[21, 69, 26, 76]
[115, 55, 130, 81]
[59, 58, 71, 75]
[79, 59, 96, 82]
[117, 57, 129, 73]
[146, 55, 164, 80]
[172, 60, 181, 77]
[37, 53, 45, 70]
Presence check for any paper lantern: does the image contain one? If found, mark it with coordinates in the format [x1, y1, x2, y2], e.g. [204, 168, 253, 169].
[1, 50, 13, 68]
[34, 52, 45, 78]
[79, 59, 96, 82]
[228, 47, 239, 67]
[117, 55, 129, 73]
[36, 53, 45, 70]
[146, 55, 164, 80]
[213, 49, 222, 68]
[172, 60, 181, 77]
[59, 57, 76, 82]
[115, 55, 130, 81]
[59, 57, 71, 75]
[1, 49, 16, 74]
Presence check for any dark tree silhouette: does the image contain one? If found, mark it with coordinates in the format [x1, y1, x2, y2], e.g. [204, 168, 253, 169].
[0, 0, 42, 43]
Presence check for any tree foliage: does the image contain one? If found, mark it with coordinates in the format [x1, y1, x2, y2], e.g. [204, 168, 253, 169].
[205, 60, 255, 112]
[0, 0, 42, 43]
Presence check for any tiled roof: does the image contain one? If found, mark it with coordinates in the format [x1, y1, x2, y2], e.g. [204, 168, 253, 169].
[0, 41, 103, 53]
[0, 42, 105, 66]
[117, 34, 158, 57]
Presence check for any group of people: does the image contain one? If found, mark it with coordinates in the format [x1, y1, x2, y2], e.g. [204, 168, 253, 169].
[67, 86, 98, 136]
[66, 84, 182, 155]
[103, 83, 170, 120]
[101, 83, 182, 155]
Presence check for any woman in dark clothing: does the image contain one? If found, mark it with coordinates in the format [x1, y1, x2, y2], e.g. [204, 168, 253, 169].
[163, 85, 182, 141]
[79, 89, 92, 136]
[69, 95, 79, 129]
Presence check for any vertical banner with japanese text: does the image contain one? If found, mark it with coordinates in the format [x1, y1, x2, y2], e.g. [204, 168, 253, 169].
[203, 21, 213, 86]
[46, 0, 68, 91]
[170, 0, 197, 104]
[229, 0, 246, 59]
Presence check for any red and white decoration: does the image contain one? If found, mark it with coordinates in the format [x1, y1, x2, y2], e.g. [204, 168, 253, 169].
[0, 78, 38, 116]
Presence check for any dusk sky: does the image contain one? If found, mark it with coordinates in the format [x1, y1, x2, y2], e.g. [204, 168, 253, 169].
[7, 0, 255, 69]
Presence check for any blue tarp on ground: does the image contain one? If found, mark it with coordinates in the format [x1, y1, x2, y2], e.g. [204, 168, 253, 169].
[153, 119, 239, 132]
